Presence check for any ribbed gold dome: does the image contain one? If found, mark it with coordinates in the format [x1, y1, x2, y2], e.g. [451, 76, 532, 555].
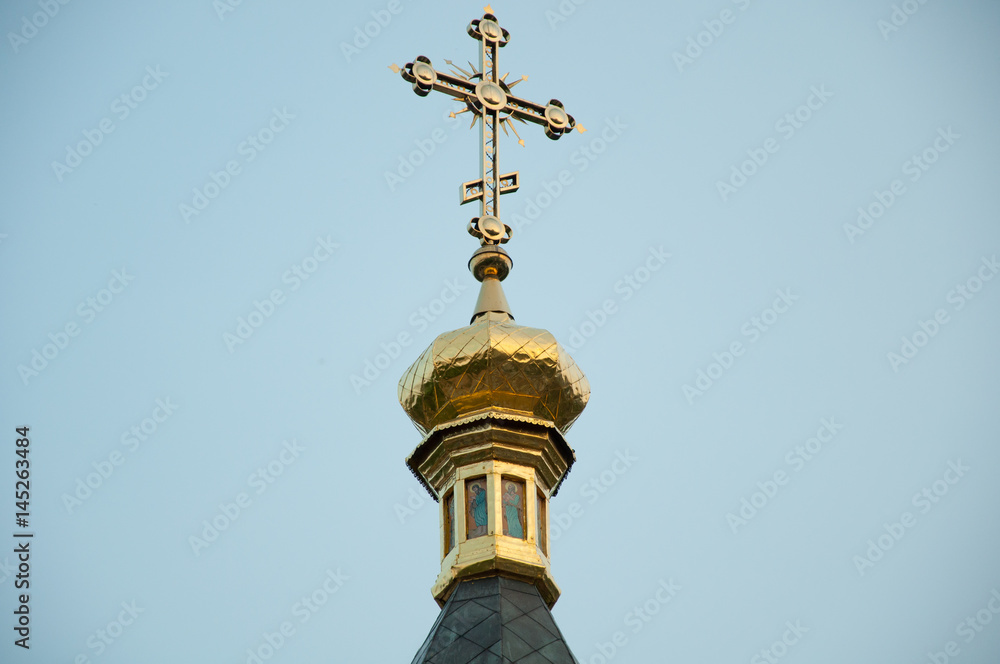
[398, 312, 589, 435]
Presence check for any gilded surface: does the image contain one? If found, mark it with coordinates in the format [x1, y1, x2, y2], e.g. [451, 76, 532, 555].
[398, 312, 589, 435]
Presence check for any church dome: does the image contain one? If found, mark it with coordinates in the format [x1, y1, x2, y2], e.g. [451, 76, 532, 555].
[398, 311, 590, 436]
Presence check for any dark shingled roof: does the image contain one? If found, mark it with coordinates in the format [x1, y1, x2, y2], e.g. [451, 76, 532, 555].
[410, 576, 579, 664]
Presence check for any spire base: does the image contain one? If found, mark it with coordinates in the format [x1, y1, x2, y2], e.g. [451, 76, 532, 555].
[471, 278, 512, 323]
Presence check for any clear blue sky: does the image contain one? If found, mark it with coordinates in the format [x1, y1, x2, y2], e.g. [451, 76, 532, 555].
[2, 1, 999, 662]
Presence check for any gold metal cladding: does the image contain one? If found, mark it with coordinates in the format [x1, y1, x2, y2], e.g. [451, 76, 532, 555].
[430, 460, 561, 608]
[467, 215, 512, 246]
[433, 539, 562, 608]
[393, 11, 580, 247]
[397, 312, 590, 436]
[475, 80, 508, 111]
[468, 245, 512, 283]
[477, 216, 506, 244]
[406, 414, 576, 502]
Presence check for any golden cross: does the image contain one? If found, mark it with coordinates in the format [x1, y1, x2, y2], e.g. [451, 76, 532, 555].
[391, 8, 584, 247]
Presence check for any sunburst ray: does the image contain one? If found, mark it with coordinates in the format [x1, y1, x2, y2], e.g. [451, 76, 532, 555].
[444, 59, 474, 79]
[504, 118, 525, 146]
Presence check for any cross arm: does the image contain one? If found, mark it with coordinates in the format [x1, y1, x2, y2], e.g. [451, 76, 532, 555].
[398, 56, 476, 102]
[504, 94, 579, 140]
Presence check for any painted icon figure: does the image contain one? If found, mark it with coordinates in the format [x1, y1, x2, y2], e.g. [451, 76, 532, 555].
[468, 481, 488, 538]
[502, 481, 524, 538]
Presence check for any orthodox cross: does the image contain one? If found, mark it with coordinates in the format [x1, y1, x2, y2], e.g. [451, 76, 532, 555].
[391, 7, 584, 247]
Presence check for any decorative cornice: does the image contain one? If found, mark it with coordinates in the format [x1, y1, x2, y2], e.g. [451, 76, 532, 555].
[405, 409, 576, 500]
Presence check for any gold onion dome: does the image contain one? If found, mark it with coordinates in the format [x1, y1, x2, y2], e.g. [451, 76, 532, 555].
[398, 247, 590, 437]
[398, 312, 589, 435]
